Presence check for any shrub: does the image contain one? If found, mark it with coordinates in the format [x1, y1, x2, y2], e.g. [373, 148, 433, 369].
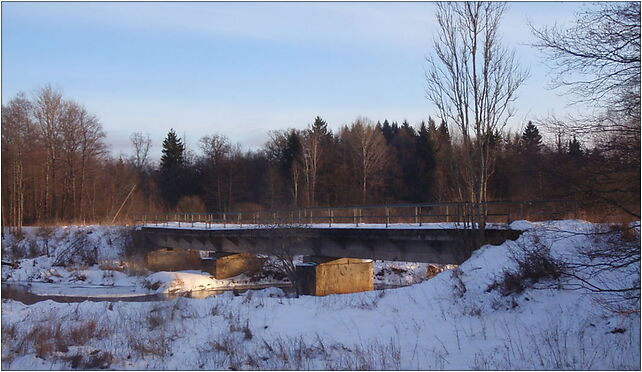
[53, 232, 99, 267]
[488, 240, 565, 296]
[69, 319, 109, 345]
[451, 268, 467, 298]
[128, 334, 171, 358]
[66, 350, 113, 369]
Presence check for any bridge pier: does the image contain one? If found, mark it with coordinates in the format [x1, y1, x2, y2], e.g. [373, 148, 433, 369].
[296, 256, 374, 296]
[145, 248, 264, 279]
[145, 248, 202, 272]
[201, 253, 265, 279]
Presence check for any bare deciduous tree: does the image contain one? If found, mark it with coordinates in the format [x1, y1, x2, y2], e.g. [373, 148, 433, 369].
[1, 93, 33, 231]
[200, 134, 234, 211]
[425, 2, 527, 232]
[531, 2, 640, 122]
[76, 109, 106, 221]
[342, 118, 389, 204]
[301, 131, 320, 207]
[33, 85, 66, 220]
[130, 132, 152, 171]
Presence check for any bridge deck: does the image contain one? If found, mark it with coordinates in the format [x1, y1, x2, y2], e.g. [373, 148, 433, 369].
[138, 222, 513, 231]
[136, 222, 523, 264]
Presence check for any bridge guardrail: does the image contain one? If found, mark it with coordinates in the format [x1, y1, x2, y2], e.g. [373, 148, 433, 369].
[131, 200, 579, 228]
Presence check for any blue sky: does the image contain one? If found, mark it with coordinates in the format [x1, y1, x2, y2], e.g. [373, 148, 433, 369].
[2, 1, 587, 159]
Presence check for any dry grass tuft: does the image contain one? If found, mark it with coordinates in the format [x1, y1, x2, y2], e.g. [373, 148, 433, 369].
[69, 319, 110, 345]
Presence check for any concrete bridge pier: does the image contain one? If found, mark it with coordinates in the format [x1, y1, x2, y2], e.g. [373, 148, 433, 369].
[145, 248, 264, 279]
[145, 248, 202, 272]
[202, 252, 265, 279]
[296, 256, 374, 296]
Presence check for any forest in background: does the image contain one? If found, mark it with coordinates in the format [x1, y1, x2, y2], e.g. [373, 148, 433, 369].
[2, 91, 638, 227]
[2, 2, 640, 228]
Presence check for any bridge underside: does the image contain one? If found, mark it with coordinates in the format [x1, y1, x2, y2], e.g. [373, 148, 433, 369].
[136, 227, 522, 264]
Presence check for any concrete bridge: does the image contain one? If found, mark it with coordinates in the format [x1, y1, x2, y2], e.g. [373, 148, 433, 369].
[135, 223, 522, 296]
[132, 201, 573, 295]
[136, 224, 522, 264]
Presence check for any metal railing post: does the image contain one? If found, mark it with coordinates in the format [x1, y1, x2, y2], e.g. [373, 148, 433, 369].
[520, 202, 524, 220]
[353, 208, 357, 227]
[385, 206, 389, 227]
[506, 203, 511, 223]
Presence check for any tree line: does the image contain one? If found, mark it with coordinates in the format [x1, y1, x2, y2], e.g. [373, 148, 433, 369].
[2, 88, 638, 228]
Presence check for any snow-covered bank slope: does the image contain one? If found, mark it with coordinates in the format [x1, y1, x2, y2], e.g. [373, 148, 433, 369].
[2, 225, 131, 282]
[2, 220, 639, 370]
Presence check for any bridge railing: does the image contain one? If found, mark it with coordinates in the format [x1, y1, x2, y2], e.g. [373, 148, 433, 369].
[132, 200, 578, 228]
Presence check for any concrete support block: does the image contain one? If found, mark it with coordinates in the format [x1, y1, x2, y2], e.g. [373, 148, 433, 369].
[296, 257, 373, 296]
[145, 248, 202, 272]
[202, 253, 265, 279]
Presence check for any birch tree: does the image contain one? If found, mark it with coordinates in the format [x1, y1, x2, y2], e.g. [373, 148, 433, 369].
[342, 118, 388, 204]
[1, 94, 33, 231]
[425, 2, 527, 231]
[33, 86, 65, 220]
[301, 116, 329, 207]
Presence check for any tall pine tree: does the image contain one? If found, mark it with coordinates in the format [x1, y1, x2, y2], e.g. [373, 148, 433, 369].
[158, 129, 186, 209]
[160, 129, 185, 169]
[381, 119, 395, 143]
[521, 121, 543, 152]
[568, 136, 583, 157]
[416, 122, 437, 201]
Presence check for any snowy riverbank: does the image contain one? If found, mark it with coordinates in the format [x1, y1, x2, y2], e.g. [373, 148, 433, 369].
[1, 225, 441, 299]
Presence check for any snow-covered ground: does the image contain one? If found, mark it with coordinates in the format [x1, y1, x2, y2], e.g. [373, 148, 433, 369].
[1, 220, 640, 369]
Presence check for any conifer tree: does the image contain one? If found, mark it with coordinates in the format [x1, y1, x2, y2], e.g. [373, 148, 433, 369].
[160, 129, 185, 169]
[158, 129, 186, 209]
[427, 117, 438, 135]
[437, 120, 451, 148]
[568, 136, 583, 157]
[416, 122, 437, 201]
[401, 120, 416, 137]
[381, 119, 395, 143]
[521, 121, 543, 152]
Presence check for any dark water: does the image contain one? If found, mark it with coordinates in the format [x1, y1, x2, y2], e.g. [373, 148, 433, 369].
[2, 282, 401, 305]
[1, 283, 294, 305]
